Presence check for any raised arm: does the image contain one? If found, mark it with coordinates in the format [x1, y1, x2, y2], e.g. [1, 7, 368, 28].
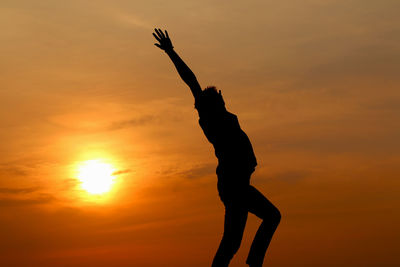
[153, 28, 202, 99]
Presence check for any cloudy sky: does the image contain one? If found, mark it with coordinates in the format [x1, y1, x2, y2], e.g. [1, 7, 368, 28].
[1, 0, 399, 266]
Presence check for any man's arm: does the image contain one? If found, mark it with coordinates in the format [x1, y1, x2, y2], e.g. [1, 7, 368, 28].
[153, 28, 202, 99]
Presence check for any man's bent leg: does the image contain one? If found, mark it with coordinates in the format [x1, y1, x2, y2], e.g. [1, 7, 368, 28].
[246, 186, 281, 267]
[212, 203, 248, 267]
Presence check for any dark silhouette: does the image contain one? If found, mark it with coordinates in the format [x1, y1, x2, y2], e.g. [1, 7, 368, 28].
[153, 28, 281, 267]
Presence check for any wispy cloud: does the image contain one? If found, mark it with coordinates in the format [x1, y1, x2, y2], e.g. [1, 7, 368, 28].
[0, 187, 39, 194]
[0, 193, 55, 207]
[106, 115, 155, 131]
[159, 163, 215, 180]
[0, 186, 54, 207]
[0, 165, 28, 177]
[112, 169, 131, 176]
[179, 164, 214, 179]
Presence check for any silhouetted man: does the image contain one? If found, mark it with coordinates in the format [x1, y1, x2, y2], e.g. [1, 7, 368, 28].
[153, 28, 281, 267]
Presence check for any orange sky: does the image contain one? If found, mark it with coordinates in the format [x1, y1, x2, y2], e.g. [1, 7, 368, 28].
[1, 0, 400, 266]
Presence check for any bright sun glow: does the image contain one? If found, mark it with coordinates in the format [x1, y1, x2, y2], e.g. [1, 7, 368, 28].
[77, 159, 116, 194]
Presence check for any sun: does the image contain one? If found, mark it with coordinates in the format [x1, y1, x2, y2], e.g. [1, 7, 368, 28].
[77, 159, 116, 194]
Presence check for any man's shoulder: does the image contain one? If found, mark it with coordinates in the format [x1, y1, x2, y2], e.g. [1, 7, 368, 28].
[225, 111, 239, 124]
[226, 111, 237, 118]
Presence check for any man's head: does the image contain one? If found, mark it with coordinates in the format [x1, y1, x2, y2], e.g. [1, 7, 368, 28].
[200, 86, 226, 112]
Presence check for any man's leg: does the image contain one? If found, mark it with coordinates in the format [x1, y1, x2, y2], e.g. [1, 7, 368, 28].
[246, 186, 281, 267]
[212, 203, 248, 267]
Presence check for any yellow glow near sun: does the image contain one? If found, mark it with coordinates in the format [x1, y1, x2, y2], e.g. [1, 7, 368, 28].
[77, 159, 116, 194]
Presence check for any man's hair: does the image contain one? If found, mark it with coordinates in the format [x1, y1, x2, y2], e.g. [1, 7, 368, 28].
[201, 86, 225, 109]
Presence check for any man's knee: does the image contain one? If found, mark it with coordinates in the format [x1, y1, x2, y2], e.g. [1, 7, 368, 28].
[260, 205, 281, 226]
[272, 207, 281, 226]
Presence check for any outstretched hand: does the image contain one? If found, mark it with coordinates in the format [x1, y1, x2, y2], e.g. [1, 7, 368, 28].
[153, 28, 174, 52]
